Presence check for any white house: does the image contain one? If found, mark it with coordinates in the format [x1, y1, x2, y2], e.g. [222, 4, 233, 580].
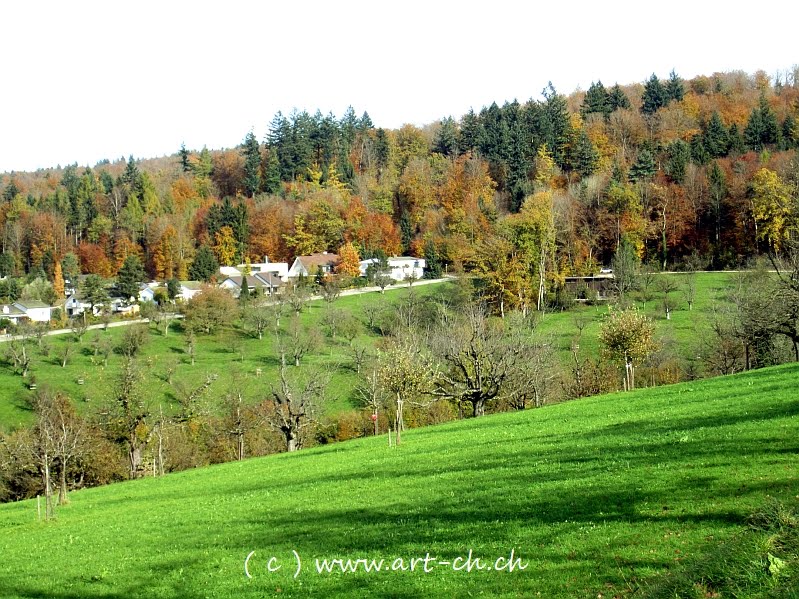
[288, 252, 340, 278]
[237, 256, 290, 282]
[219, 273, 283, 297]
[177, 281, 203, 301]
[219, 266, 242, 278]
[138, 284, 156, 303]
[359, 257, 426, 282]
[12, 300, 52, 322]
[0, 304, 27, 324]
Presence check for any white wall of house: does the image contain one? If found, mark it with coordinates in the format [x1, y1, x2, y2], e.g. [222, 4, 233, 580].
[13, 304, 51, 322]
[359, 257, 426, 281]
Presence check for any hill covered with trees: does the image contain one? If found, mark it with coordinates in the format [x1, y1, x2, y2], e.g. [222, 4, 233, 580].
[1, 67, 799, 316]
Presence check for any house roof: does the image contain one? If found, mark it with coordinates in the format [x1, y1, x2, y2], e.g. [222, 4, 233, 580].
[1, 304, 26, 316]
[253, 272, 283, 286]
[13, 300, 51, 310]
[179, 281, 204, 290]
[296, 253, 340, 268]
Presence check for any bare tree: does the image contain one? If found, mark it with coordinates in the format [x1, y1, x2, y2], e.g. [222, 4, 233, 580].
[173, 373, 217, 421]
[658, 277, 680, 320]
[242, 303, 271, 340]
[265, 353, 329, 452]
[321, 280, 341, 304]
[284, 285, 310, 315]
[682, 270, 698, 311]
[60, 338, 75, 368]
[430, 305, 534, 417]
[279, 314, 322, 367]
[28, 389, 84, 510]
[355, 365, 386, 436]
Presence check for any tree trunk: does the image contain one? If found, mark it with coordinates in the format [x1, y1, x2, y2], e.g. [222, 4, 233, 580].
[473, 399, 485, 417]
[58, 459, 69, 505]
[238, 432, 245, 461]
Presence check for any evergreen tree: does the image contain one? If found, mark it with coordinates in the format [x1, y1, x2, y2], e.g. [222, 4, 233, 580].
[117, 255, 145, 302]
[241, 131, 261, 198]
[166, 278, 181, 300]
[664, 139, 691, 183]
[608, 84, 631, 111]
[239, 275, 250, 304]
[572, 129, 599, 177]
[665, 70, 684, 102]
[122, 155, 142, 196]
[745, 92, 779, 151]
[689, 134, 710, 165]
[539, 83, 572, 168]
[373, 128, 390, 173]
[459, 108, 483, 155]
[434, 117, 460, 157]
[581, 81, 611, 117]
[628, 148, 657, 182]
[703, 112, 729, 158]
[423, 239, 443, 279]
[262, 148, 282, 194]
[727, 123, 746, 155]
[782, 115, 798, 149]
[358, 111, 373, 131]
[189, 245, 219, 282]
[399, 211, 413, 254]
[641, 74, 667, 115]
[179, 143, 191, 172]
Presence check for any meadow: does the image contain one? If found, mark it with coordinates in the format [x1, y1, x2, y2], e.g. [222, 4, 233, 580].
[0, 361, 796, 598]
[0, 272, 739, 431]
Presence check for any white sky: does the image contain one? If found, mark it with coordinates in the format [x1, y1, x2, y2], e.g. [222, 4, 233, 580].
[1, 0, 797, 173]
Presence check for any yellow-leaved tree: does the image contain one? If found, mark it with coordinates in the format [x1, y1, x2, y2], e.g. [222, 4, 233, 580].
[750, 168, 793, 252]
[599, 306, 657, 391]
[335, 242, 361, 277]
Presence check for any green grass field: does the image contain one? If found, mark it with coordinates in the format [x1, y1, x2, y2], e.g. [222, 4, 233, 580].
[0, 282, 448, 430]
[0, 273, 737, 431]
[1, 362, 796, 598]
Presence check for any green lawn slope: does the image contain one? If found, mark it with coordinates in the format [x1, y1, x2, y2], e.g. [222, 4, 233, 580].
[1, 363, 797, 598]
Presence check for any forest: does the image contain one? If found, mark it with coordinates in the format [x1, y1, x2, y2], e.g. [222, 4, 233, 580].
[1, 67, 798, 314]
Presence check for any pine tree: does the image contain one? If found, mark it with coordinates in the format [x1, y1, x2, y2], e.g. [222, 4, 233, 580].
[703, 112, 729, 158]
[239, 275, 250, 303]
[608, 84, 631, 111]
[434, 117, 460, 157]
[242, 131, 261, 198]
[641, 74, 667, 115]
[189, 245, 219, 282]
[573, 129, 599, 177]
[628, 148, 657, 182]
[664, 139, 691, 183]
[423, 239, 443, 279]
[459, 109, 483, 155]
[689, 134, 710, 165]
[179, 143, 191, 172]
[117, 255, 145, 302]
[665, 70, 684, 102]
[399, 211, 413, 254]
[581, 81, 611, 117]
[727, 123, 746, 155]
[262, 149, 282, 194]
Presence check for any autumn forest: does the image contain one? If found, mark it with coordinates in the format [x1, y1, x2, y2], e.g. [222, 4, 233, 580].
[2, 67, 799, 311]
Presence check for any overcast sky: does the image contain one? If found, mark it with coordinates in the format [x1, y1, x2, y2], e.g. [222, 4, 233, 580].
[1, 0, 797, 173]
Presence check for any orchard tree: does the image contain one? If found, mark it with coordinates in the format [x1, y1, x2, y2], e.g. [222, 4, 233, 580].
[599, 306, 656, 391]
[377, 337, 434, 444]
[266, 353, 329, 452]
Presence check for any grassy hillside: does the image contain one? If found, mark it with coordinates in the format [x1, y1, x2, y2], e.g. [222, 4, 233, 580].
[0, 273, 737, 430]
[1, 363, 797, 598]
